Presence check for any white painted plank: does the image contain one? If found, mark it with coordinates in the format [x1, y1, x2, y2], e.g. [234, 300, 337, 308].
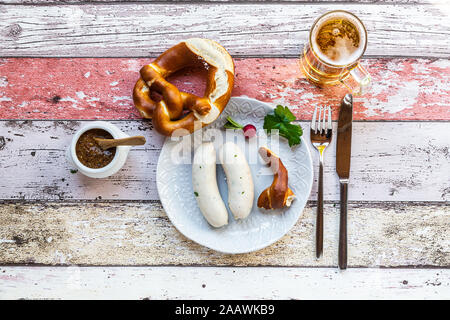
[1, 0, 443, 4]
[0, 202, 448, 266]
[0, 121, 448, 202]
[0, 266, 448, 300]
[0, 4, 449, 57]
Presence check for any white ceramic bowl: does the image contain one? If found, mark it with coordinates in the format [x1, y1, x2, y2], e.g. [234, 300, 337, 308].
[67, 121, 131, 178]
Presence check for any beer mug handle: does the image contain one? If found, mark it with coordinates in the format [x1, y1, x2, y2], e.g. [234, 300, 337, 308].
[340, 62, 371, 96]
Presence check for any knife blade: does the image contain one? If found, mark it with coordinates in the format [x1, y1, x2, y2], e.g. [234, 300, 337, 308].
[336, 93, 353, 270]
[336, 94, 353, 179]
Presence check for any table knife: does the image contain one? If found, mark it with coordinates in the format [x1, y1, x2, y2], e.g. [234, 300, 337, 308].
[336, 94, 353, 270]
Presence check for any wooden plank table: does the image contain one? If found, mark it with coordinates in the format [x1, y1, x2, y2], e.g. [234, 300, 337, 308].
[0, 0, 449, 299]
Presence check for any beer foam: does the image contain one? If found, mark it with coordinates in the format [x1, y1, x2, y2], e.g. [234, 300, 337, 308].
[311, 11, 366, 66]
[321, 34, 360, 65]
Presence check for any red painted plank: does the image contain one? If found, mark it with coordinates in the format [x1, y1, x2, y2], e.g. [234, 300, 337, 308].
[0, 58, 448, 120]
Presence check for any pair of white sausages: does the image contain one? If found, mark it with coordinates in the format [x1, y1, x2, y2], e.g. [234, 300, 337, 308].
[192, 142, 254, 228]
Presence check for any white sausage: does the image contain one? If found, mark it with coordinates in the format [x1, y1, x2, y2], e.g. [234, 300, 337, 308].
[218, 142, 254, 220]
[192, 142, 228, 228]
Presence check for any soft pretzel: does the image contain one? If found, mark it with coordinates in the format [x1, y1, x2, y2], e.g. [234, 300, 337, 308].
[133, 38, 235, 136]
[257, 147, 296, 210]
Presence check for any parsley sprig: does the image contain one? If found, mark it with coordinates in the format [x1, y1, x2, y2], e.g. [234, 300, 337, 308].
[263, 105, 303, 147]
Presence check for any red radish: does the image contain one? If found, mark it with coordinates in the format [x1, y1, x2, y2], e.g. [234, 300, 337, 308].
[243, 124, 257, 139]
[224, 116, 257, 139]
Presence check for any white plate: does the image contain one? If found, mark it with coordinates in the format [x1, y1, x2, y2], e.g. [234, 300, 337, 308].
[157, 96, 313, 254]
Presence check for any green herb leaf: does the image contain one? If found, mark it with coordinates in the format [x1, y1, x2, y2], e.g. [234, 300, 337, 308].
[194, 192, 199, 197]
[274, 105, 296, 123]
[263, 114, 280, 131]
[263, 105, 303, 147]
[224, 116, 244, 130]
[280, 123, 303, 147]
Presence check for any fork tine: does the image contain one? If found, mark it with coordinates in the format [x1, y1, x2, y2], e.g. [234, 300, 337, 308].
[327, 106, 332, 130]
[318, 105, 323, 133]
[311, 105, 318, 133]
[322, 105, 327, 133]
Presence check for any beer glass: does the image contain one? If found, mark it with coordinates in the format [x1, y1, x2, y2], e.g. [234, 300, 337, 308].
[299, 10, 371, 95]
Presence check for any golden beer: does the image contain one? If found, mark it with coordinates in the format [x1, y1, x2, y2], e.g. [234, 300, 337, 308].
[300, 10, 371, 95]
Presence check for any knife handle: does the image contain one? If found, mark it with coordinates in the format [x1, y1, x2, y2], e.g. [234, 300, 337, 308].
[316, 160, 324, 258]
[339, 181, 348, 270]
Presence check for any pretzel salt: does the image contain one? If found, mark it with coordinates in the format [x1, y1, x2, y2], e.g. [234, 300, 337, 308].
[133, 38, 235, 136]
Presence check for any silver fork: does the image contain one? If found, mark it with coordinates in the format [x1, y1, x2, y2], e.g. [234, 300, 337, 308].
[310, 105, 332, 258]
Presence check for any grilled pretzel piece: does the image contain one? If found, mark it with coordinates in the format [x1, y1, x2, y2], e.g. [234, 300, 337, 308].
[257, 147, 296, 210]
[133, 38, 234, 136]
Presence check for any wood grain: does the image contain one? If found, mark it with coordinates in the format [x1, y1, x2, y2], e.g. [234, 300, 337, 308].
[0, 202, 448, 266]
[0, 120, 449, 202]
[0, 58, 449, 120]
[0, 266, 448, 300]
[1, 4, 449, 57]
[0, 0, 447, 298]
[1, 1, 445, 4]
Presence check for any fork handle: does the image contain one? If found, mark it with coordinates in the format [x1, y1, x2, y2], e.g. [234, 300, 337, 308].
[339, 181, 348, 270]
[316, 160, 324, 258]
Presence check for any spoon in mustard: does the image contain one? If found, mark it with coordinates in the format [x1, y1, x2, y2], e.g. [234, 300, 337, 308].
[94, 136, 146, 150]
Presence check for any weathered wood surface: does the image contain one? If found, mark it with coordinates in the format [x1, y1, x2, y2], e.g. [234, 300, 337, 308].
[0, 202, 448, 266]
[0, 266, 448, 300]
[1, 0, 444, 4]
[1, 4, 449, 58]
[1, 58, 449, 120]
[0, 121, 449, 202]
[0, 0, 448, 300]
